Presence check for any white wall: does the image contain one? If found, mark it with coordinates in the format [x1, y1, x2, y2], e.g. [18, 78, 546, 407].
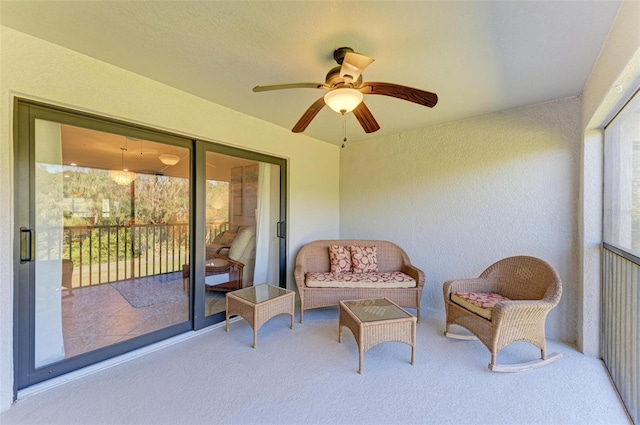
[0, 26, 340, 411]
[578, 0, 640, 356]
[340, 97, 581, 344]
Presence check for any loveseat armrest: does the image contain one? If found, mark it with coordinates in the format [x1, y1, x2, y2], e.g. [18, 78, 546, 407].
[294, 264, 308, 323]
[401, 264, 425, 289]
[294, 264, 306, 291]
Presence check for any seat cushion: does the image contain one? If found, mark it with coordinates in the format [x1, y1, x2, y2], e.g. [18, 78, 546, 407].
[305, 271, 416, 288]
[450, 292, 511, 320]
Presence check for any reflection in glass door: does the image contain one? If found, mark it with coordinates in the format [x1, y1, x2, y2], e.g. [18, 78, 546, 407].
[15, 100, 193, 388]
[34, 120, 191, 364]
[201, 152, 281, 319]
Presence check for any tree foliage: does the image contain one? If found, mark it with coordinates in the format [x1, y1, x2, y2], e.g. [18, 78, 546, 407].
[35, 165, 229, 269]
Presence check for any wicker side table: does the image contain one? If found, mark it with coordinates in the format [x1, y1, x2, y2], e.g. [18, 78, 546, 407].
[226, 284, 295, 348]
[339, 298, 416, 373]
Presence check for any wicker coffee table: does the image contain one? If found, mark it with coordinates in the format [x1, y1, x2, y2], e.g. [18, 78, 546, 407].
[226, 284, 295, 348]
[339, 297, 416, 373]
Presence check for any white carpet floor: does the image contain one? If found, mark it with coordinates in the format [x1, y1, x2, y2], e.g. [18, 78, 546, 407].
[1, 307, 631, 425]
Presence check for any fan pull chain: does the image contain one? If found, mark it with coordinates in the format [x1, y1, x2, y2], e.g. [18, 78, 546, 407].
[341, 111, 347, 148]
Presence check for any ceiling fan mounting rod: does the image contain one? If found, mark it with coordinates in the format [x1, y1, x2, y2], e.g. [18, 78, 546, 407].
[333, 47, 355, 65]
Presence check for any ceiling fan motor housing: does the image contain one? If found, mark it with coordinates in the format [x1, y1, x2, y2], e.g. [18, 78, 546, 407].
[325, 66, 362, 88]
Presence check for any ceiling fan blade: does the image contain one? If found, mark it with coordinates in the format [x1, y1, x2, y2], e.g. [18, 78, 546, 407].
[352, 102, 380, 133]
[360, 82, 438, 107]
[292, 97, 326, 133]
[340, 52, 375, 84]
[253, 83, 326, 92]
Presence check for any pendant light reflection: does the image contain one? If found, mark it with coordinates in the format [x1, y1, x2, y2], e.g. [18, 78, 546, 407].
[109, 147, 136, 186]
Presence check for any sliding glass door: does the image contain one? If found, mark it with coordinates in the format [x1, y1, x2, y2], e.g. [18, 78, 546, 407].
[14, 101, 194, 387]
[14, 99, 287, 390]
[191, 146, 286, 327]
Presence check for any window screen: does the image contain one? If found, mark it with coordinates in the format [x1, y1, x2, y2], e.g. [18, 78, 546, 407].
[603, 90, 640, 256]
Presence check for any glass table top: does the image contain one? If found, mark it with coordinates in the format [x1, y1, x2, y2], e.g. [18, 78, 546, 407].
[229, 283, 291, 304]
[342, 298, 412, 322]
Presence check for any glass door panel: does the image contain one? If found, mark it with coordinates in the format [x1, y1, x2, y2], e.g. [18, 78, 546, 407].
[202, 152, 281, 319]
[33, 119, 191, 366]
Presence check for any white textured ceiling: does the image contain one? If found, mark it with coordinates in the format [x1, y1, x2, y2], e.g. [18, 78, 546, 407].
[0, 1, 622, 145]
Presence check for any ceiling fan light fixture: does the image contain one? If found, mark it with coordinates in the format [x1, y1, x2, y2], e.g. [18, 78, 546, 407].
[159, 154, 180, 166]
[324, 88, 363, 114]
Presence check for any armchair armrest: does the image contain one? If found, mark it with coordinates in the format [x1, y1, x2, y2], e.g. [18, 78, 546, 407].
[206, 244, 231, 258]
[205, 256, 244, 274]
[491, 299, 557, 323]
[208, 252, 229, 260]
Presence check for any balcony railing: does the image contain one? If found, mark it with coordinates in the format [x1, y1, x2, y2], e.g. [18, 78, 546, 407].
[602, 243, 639, 424]
[55, 222, 228, 288]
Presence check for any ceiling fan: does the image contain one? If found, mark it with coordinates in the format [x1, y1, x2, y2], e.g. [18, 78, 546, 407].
[253, 47, 438, 134]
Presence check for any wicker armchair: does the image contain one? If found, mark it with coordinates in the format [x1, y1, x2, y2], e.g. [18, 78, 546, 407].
[182, 257, 244, 293]
[443, 256, 562, 372]
[182, 226, 256, 293]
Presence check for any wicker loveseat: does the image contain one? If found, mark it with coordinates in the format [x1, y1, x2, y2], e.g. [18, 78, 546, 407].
[294, 240, 425, 323]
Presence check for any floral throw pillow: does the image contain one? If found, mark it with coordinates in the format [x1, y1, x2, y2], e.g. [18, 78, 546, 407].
[350, 245, 378, 273]
[329, 245, 352, 274]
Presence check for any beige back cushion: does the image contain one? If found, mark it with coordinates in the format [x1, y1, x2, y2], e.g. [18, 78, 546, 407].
[229, 226, 256, 263]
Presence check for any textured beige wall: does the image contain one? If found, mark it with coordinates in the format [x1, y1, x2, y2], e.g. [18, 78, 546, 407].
[340, 98, 581, 343]
[0, 26, 339, 410]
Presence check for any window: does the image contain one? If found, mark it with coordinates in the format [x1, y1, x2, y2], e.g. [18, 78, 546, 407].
[603, 90, 640, 256]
